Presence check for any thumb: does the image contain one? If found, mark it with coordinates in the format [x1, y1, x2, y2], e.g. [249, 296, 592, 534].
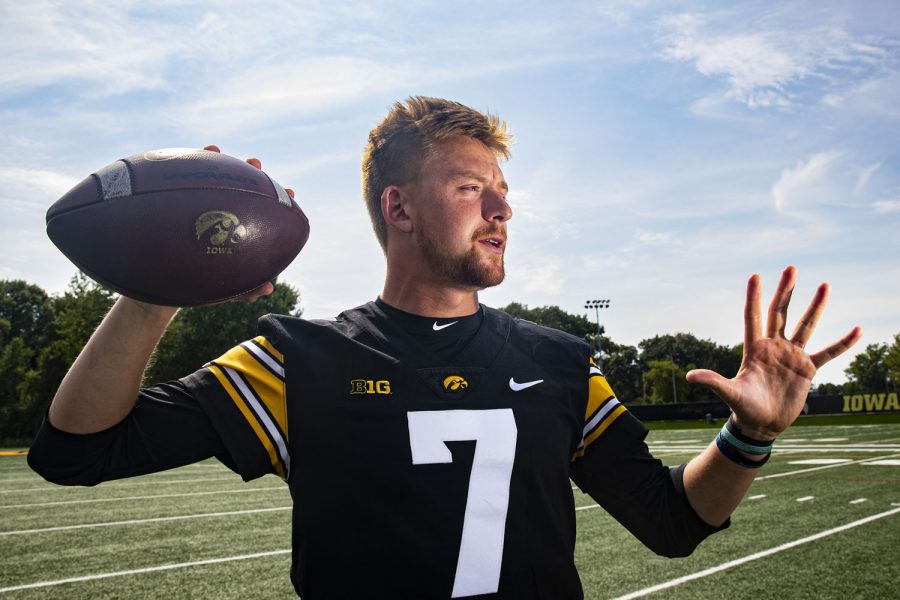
[686, 369, 733, 401]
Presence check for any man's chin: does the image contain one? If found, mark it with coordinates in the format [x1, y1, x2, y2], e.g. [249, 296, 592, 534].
[463, 261, 505, 289]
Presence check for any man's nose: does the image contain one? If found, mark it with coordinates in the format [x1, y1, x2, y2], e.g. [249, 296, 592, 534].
[483, 189, 512, 222]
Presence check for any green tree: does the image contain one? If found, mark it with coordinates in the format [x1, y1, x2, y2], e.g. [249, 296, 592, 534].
[497, 303, 646, 401]
[0, 280, 54, 348]
[1, 273, 116, 442]
[0, 280, 56, 440]
[813, 381, 851, 395]
[26, 275, 117, 431]
[145, 282, 301, 384]
[639, 333, 741, 403]
[0, 337, 35, 440]
[601, 342, 642, 404]
[639, 333, 740, 376]
[884, 333, 900, 391]
[642, 359, 688, 404]
[845, 342, 891, 391]
[498, 303, 596, 340]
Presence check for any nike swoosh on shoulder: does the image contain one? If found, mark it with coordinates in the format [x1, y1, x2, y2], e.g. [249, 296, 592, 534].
[509, 377, 544, 391]
[432, 320, 459, 331]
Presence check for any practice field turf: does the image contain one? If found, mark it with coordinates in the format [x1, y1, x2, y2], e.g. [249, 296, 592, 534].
[2, 423, 898, 599]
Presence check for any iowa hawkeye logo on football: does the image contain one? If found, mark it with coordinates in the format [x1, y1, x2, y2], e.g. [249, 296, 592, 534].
[195, 211, 247, 255]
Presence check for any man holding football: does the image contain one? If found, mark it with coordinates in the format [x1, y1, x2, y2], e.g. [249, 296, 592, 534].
[29, 97, 861, 599]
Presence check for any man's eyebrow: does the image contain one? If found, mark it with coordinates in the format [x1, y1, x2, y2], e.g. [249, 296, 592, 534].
[451, 171, 509, 192]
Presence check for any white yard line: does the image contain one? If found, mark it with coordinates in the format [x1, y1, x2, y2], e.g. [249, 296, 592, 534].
[756, 452, 900, 481]
[787, 459, 852, 465]
[748, 494, 766, 500]
[576, 504, 600, 512]
[611, 506, 900, 600]
[0, 506, 291, 536]
[796, 496, 814, 502]
[774, 445, 900, 451]
[858, 436, 900, 445]
[0, 486, 284, 510]
[0, 476, 243, 495]
[0, 549, 292, 594]
[649, 446, 900, 454]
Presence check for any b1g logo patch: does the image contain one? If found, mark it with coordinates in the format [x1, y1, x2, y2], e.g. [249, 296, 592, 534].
[350, 379, 392, 395]
[195, 211, 247, 255]
[442, 375, 468, 392]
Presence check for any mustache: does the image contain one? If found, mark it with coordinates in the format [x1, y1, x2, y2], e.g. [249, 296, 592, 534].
[471, 225, 506, 241]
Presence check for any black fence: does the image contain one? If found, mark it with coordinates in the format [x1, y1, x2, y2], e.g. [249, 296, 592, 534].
[628, 392, 900, 421]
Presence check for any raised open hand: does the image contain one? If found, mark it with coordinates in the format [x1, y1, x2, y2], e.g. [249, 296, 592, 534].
[686, 266, 862, 440]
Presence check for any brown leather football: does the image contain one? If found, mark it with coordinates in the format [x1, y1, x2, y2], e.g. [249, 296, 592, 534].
[46, 148, 310, 306]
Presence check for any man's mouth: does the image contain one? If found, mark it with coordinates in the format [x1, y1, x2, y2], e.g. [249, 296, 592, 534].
[478, 236, 505, 253]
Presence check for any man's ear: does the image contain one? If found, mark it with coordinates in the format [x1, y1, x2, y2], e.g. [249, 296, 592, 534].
[381, 185, 414, 234]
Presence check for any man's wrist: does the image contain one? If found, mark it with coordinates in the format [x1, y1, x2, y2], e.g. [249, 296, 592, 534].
[714, 414, 776, 469]
[729, 414, 778, 443]
[117, 296, 179, 323]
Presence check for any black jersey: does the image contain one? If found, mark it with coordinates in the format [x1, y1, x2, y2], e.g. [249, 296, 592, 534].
[28, 301, 723, 599]
[183, 302, 717, 599]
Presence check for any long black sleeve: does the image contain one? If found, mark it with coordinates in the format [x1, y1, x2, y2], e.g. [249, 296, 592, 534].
[27, 379, 231, 486]
[570, 411, 727, 558]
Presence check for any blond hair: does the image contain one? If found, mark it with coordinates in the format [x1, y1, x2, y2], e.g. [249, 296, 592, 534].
[361, 96, 512, 251]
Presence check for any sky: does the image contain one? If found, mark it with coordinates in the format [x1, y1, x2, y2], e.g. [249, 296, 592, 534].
[1, 0, 898, 384]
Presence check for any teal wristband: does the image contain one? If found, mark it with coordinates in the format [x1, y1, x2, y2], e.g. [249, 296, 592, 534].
[723, 414, 776, 455]
[719, 426, 773, 455]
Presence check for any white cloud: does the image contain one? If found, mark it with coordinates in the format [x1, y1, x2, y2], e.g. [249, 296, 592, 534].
[0, 167, 80, 212]
[0, 1, 338, 100]
[854, 161, 882, 193]
[872, 199, 900, 213]
[580, 253, 632, 273]
[588, 0, 651, 25]
[771, 152, 842, 213]
[634, 229, 673, 243]
[176, 57, 420, 134]
[0, 2, 179, 97]
[517, 256, 565, 297]
[658, 12, 892, 109]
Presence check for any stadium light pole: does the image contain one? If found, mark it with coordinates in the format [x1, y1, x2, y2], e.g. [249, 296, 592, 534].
[584, 299, 611, 363]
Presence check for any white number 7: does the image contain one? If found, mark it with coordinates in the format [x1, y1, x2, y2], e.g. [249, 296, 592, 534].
[407, 409, 518, 598]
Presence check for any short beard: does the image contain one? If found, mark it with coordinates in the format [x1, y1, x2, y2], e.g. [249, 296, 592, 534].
[418, 225, 505, 290]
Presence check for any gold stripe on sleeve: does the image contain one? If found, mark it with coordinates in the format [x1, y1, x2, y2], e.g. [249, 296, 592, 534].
[583, 404, 627, 449]
[207, 363, 286, 478]
[214, 343, 288, 437]
[255, 336, 284, 363]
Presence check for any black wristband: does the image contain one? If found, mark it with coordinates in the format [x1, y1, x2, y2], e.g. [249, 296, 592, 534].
[715, 432, 771, 469]
[725, 414, 775, 447]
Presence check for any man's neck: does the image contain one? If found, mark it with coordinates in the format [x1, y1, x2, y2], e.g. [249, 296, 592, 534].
[380, 277, 480, 318]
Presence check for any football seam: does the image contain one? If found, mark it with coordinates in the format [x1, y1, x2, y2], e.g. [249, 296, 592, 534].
[46, 187, 294, 222]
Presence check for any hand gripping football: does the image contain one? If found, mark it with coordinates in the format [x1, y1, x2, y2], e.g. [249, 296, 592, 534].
[46, 148, 310, 306]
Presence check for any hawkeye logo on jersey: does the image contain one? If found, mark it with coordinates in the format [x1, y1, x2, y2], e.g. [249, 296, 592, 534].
[442, 375, 468, 393]
[350, 379, 392, 395]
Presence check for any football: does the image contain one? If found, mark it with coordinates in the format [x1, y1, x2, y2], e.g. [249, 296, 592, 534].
[46, 147, 310, 306]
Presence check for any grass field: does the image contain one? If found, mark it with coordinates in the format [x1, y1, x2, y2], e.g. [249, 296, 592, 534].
[2, 422, 898, 599]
